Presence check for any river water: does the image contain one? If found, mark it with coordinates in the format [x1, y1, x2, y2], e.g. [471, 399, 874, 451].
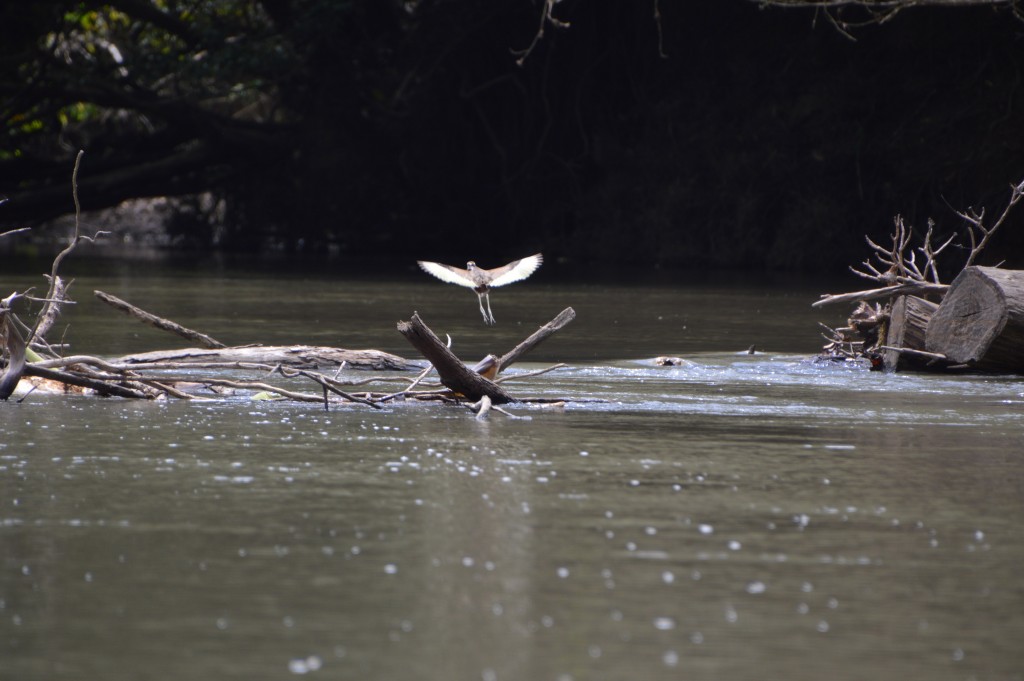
[2, 258, 1023, 681]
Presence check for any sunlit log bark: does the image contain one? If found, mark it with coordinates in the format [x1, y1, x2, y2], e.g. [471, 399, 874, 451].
[926, 267, 1024, 372]
[881, 295, 941, 371]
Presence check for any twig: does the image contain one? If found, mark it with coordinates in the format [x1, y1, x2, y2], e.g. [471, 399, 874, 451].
[0, 227, 31, 240]
[272, 365, 382, 409]
[28, 150, 109, 347]
[494, 363, 567, 383]
[512, 0, 570, 66]
[378, 363, 436, 402]
[958, 177, 1024, 268]
[877, 345, 948, 361]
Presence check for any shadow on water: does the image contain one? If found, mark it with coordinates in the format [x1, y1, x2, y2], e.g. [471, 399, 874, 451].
[2, 259, 1023, 680]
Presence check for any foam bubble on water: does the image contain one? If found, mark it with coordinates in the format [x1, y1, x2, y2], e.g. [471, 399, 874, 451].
[288, 655, 322, 674]
[653, 616, 675, 631]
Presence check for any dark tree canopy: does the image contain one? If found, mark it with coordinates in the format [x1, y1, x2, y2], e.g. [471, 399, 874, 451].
[2, 0, 1023, 271]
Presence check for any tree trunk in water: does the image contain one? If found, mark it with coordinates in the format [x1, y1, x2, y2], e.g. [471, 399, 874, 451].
[883, 295, 939, 371]
[926, 266, 1024, 373]
[397, 313, 516, 404]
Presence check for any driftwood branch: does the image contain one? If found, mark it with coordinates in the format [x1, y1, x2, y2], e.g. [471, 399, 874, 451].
[958, 178, 1024, 269]
[498, 307, 576, 370]
[29, 150, 109, 348]
[113, 345, 418, 371]
[0, 309, 28, 400]
[0, 227, 31, 240]
[817, 177, 1024, 373]
[397, 313, 516, 404]
[812, 281, 948, 308]
[22, 364, 154, 399]
[94, 290, 226, 349]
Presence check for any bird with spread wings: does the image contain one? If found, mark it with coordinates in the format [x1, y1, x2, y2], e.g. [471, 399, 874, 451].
[417, 253, 543, 325]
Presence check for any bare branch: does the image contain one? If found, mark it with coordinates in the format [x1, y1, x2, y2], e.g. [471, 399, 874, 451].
[513, 0, 571, 67]
[961, 178, 1024, 268]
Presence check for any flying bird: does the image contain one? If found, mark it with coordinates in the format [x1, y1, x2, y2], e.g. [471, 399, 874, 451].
[417, 253, 543, 325]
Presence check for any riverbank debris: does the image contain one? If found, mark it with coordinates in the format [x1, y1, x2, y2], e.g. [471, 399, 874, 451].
[397, 307, 576, 417]
[816, 177, 1024, 375]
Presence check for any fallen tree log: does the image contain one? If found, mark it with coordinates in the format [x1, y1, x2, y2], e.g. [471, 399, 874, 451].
[882, 295, 942, 372]
[926, 266, 1024, 373]
[113, 345, 419, 371]
[397, 313, 516, 404]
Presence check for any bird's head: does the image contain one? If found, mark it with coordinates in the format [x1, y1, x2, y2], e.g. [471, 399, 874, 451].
[466, 261, 478, 270]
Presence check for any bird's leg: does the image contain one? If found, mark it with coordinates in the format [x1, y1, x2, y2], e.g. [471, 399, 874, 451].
[483, 292, 496, 325]
[477, 292, 492, 325]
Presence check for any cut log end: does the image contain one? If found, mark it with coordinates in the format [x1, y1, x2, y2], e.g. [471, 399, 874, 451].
[926, 267, 1024, 371]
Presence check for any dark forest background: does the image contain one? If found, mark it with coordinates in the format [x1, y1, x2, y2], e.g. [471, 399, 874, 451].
[2, 0, 1023, 274]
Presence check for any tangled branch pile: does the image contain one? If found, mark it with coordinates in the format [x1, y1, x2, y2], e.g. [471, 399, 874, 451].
[2, 154, 574, 415]
[815, 178, 1024, 373]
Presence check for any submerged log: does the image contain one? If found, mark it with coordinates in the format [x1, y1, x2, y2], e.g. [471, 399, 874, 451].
[882, 295, 941, 371]
[113, 345, 419, 371]
[926, 266, 1024, 373]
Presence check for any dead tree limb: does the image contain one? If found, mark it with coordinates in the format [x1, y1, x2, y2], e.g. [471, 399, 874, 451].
[33, 276, 72, 344]
[512, 0, 570, 66]
[958, 178, 1024, 269]
[28, 150, 108, 348]
[22, 364, 154, 399]
[397, 313, 516, 404]
[812, 282, 948, 308]
[0, 308, 28, 400]
[112, 345, 418, 371]
[94, 290, 226, 349]
[498, 307, 576, 370]
[272, 365, 383, 409]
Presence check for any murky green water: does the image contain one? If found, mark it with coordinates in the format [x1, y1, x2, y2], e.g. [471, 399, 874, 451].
[2, 259, 1023, 680]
